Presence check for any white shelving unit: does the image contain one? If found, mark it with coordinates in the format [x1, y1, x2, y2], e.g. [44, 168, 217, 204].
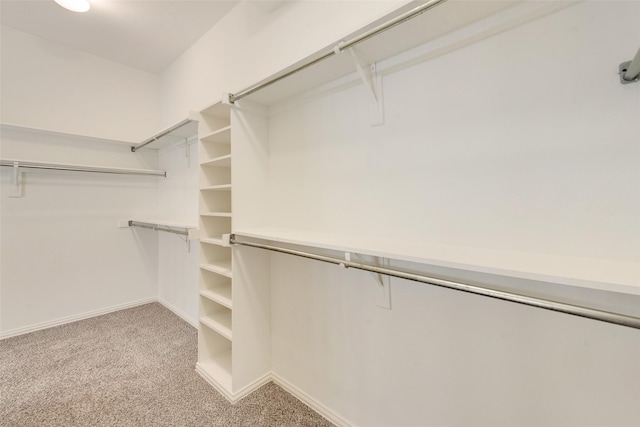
[195, 100, 271, 402]
[194, 1, 640, 415]
[196, 101, 234, 398]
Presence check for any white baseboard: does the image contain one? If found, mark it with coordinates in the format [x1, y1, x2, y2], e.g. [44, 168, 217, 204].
[157, 297, 198, 329]
[196, 363, 272, 404]
[271, 373, 354, 427]
[195, 366, 350, 425]
[0, 297, 157, 340]
[232, 372, 273, 403]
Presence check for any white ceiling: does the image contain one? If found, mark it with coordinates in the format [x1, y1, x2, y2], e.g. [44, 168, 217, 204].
[0, 0, 241, 74]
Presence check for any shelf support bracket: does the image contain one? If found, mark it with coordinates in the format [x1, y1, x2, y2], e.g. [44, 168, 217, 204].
[10, 162, 23, 198]
[346, 252, 391, 309]
[346, 47, 384, 126]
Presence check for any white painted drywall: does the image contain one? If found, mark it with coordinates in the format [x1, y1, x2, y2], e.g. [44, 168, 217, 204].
[0, 126, 160, 336]
[0, 25, 160, 142]
[156, 140, 199, 326]
[263, 2, 640, 426]
[0, 24, 200, 334]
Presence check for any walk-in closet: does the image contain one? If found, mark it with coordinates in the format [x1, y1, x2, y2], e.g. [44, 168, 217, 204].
[1, 1, 639, 426]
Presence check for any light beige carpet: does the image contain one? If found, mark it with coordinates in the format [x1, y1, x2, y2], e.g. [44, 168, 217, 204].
[0, 303, 334, 426]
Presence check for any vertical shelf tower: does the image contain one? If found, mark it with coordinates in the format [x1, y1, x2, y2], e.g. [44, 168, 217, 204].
[197, 101, 234, 396]
[196, 99, 271, 402]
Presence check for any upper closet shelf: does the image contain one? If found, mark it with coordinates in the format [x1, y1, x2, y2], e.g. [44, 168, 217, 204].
[232, 1, 569, 106]
[131, 118, 198, 152]
[232, 228, 640, 297]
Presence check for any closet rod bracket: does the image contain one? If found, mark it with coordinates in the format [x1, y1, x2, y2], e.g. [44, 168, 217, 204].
[10, 162, 23, 198]
[619, 60, 639, 84]
[619, 48, 640, 84]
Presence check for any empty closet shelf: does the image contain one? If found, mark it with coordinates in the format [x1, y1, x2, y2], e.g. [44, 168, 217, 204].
[201, 288, 232, 309]
[201, 237, 226, 246]
[231, 228, 640, 296]
[200, 262, 233, 278]
[201, 212, 232, 218]
[200, 126, 231, 143]
[200, 313, 232, 340]
[200, 155, 231, 167]
[201, 184, 232, 191]
[231, 230, 640, 330]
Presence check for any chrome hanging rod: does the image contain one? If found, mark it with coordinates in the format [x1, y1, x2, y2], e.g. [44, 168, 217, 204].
[228, 0, 448, 103]
[230, 236, 640, 330]
[619, 47, 640, 84]
[0, 159, 166, 177]
[131, 118, 194, 152]
[128, 221, 190, 237]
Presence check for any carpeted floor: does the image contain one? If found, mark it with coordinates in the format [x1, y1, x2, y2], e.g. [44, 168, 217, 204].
[0, 303, 334, 426]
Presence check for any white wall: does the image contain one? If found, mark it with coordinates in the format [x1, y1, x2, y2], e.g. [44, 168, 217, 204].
[0, 25, 160, 141]
[156, 140, 199, 326]
[0, 24, 167, 336]
[0, 126, 160, 336]
[263, 2, 640, 426]
[159, 0, 409, 126]
[267, 2, 640, 263]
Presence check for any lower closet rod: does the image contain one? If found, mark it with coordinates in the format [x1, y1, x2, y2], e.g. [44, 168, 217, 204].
[129, 221, 189, 236]
[1, 159, 166, 177]
[230, 236, 640, 330]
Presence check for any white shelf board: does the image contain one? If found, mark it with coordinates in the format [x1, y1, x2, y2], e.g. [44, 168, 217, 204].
[200, 154, 231, 168]
[201, 184, 232, 191]
[197, 350, 232, 392]
[201, 102, 231, 120]
[200, 261, 233, 278]
[201, 126, 231, 144]
[200, 237, 225, 246]
[242, 0, 520, 106]
[201, 212, 232, 218]
[201, 288, 232, 309]
[233, 228, 640, 296]
[129, 219, 197, 229]
[1, 122, 134, 147]
[200, 312, 233, 341]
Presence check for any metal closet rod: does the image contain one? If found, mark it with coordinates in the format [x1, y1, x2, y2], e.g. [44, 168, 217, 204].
[0, 159, 166, 177]
[131, 118, 194, 152]
[228, 0, 448, 103]
[230, 236, 640, 330]
[128, 220, 190, 236]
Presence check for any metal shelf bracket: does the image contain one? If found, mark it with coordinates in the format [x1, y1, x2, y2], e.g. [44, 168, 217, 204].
[346, 252, 392, 309]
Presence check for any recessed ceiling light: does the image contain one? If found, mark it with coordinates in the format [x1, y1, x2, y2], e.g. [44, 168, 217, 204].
[54, 0, 91, 13]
